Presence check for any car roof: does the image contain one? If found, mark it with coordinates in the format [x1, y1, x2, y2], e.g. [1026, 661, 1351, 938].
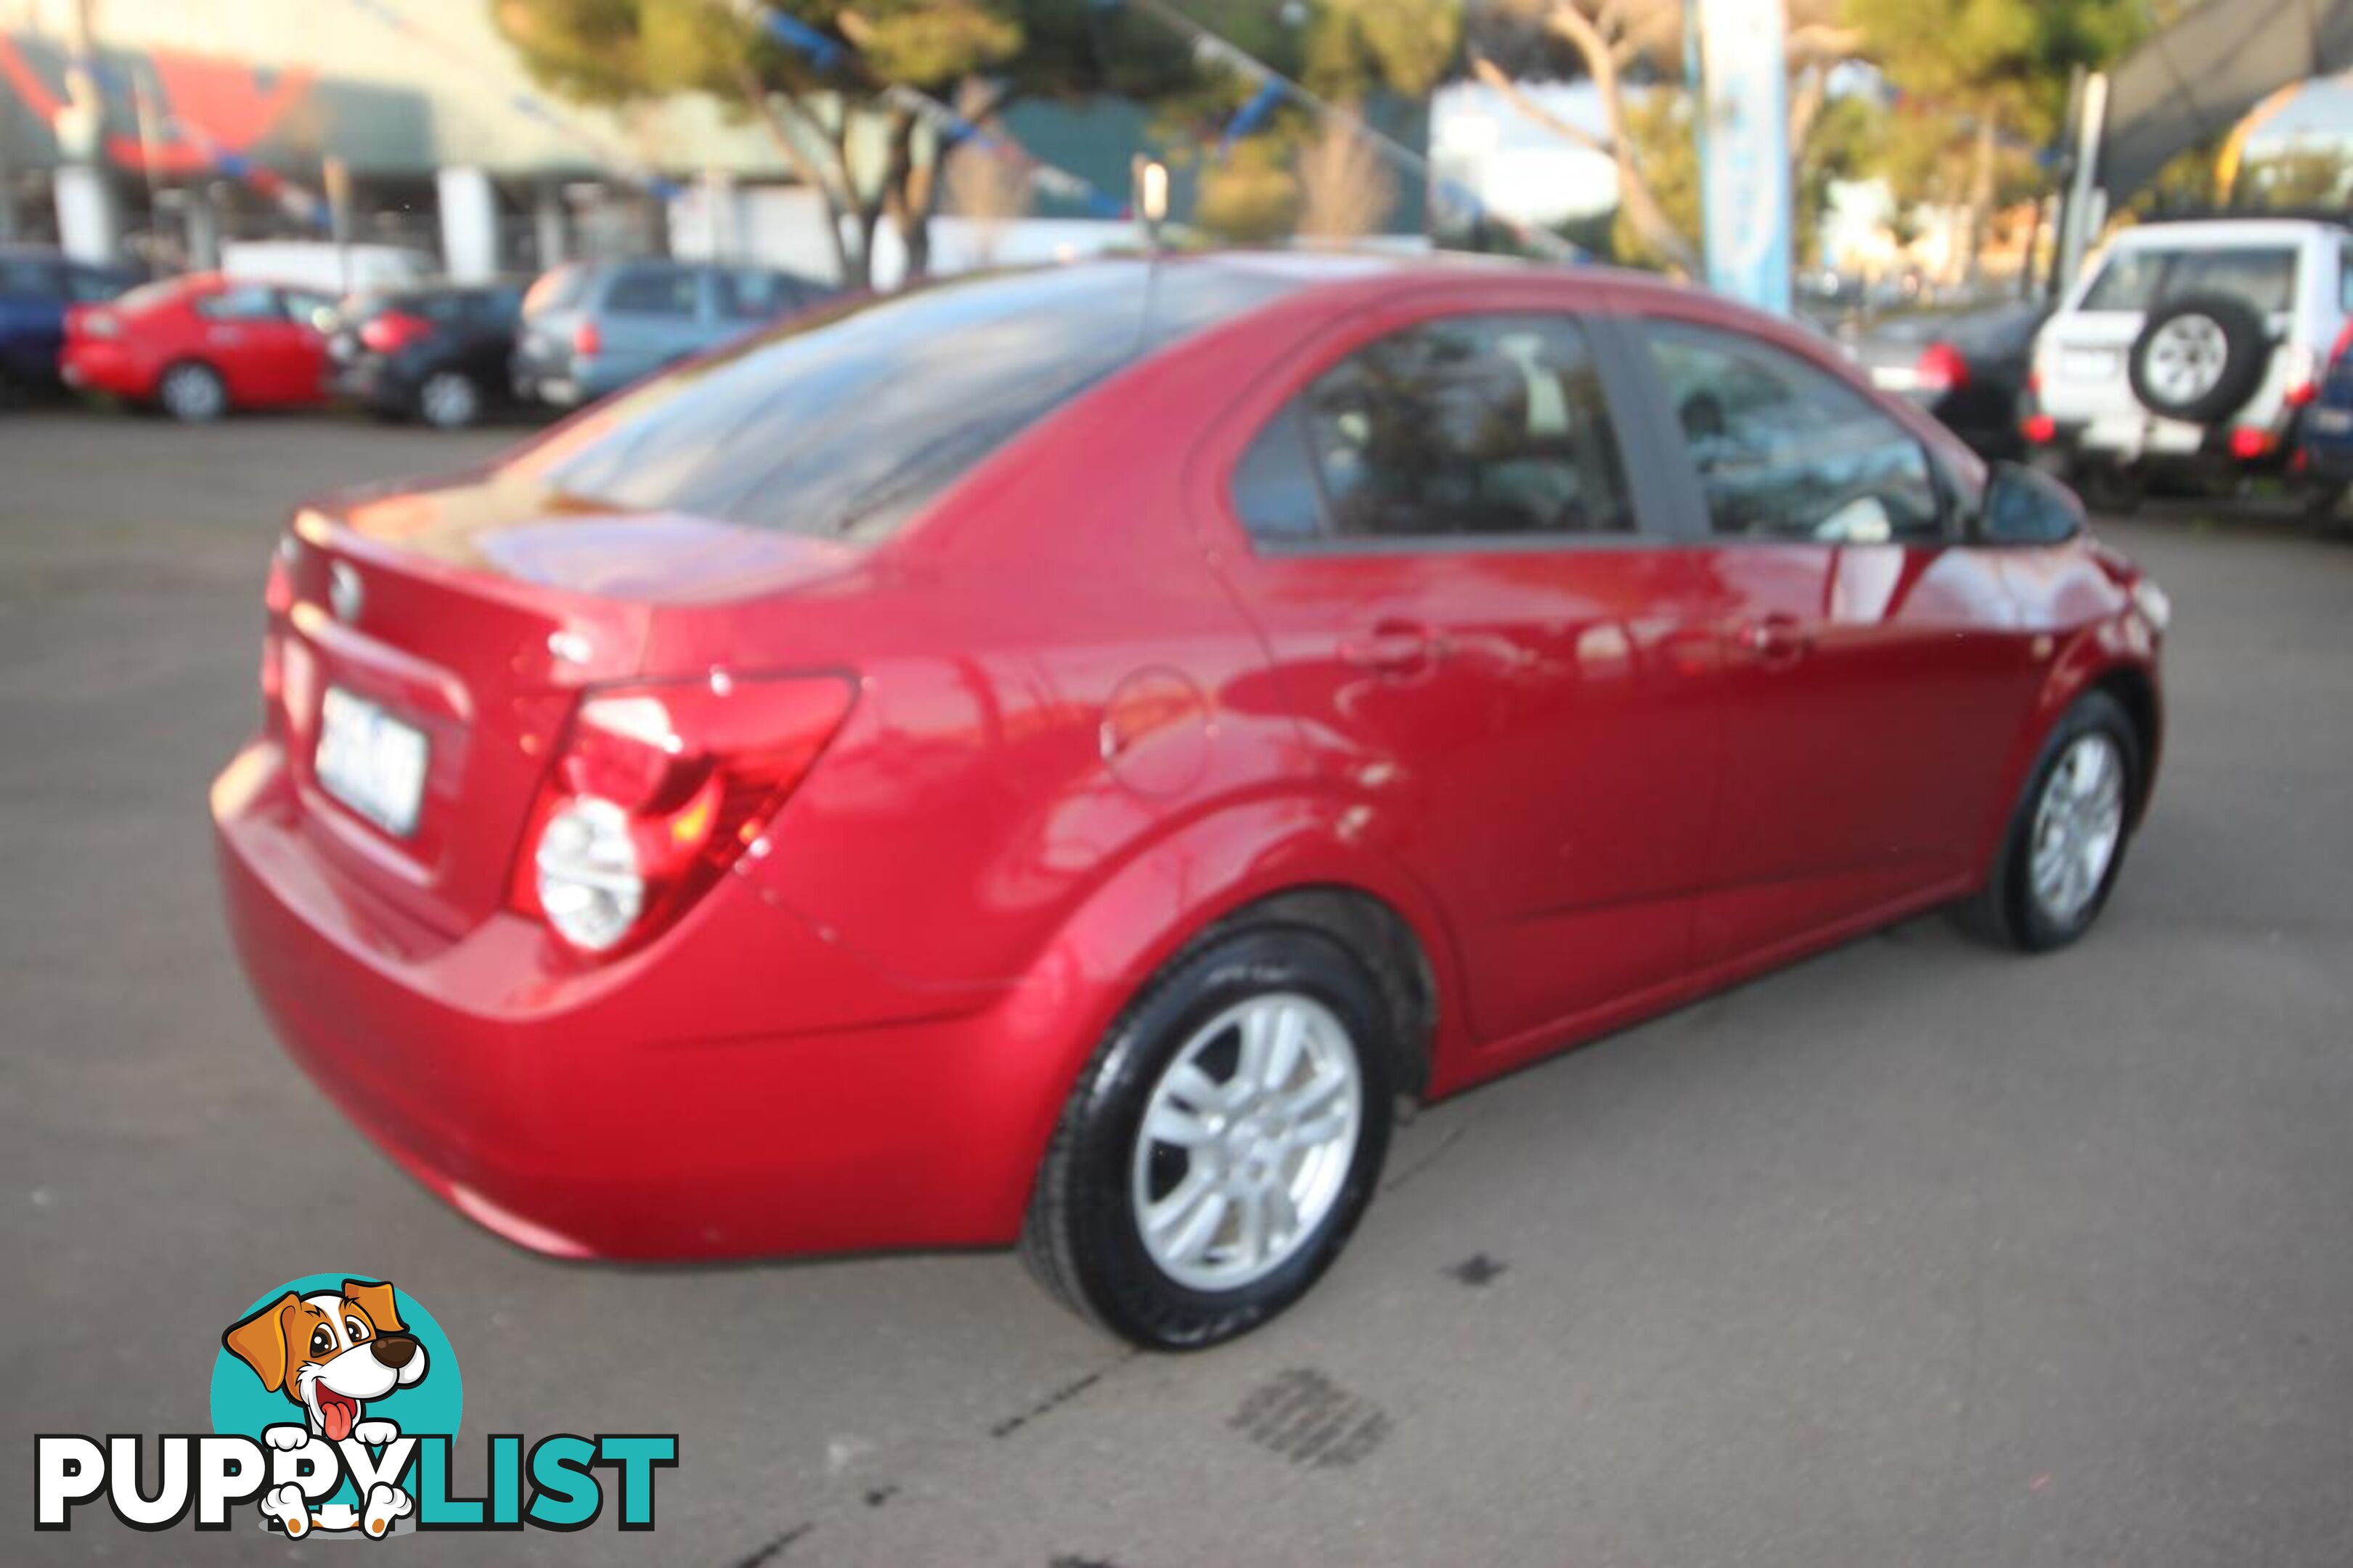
[2108, 218, 2347, 248]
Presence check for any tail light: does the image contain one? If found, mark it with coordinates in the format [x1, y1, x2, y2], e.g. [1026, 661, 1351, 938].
[1914, 341, 1970, 393]
[77, 310, 120, 338]
[2229, 427, 2274, 460]
[512, 673, 855, 957]
[2022, 413, 2058, 444]
[2284, 343, 2321, 407]
[572, 319, 602, 357]
[359, 311, 433, 354]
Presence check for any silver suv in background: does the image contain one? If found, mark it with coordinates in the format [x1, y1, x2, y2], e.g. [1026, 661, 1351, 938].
[2025, 218, 2351, 510]
[511, 260, 836, 409]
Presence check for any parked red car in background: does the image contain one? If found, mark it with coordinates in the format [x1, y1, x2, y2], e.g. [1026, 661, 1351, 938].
[214, 256, 2167, 1349]
[65, 272, 338, 420]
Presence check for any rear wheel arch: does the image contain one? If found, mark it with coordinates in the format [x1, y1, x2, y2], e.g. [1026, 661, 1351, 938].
[1185, 885, 1438, 1103]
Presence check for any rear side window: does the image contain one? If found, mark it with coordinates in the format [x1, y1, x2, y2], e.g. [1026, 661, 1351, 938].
[602, 266, 700, 317]
[1, 258, 62, 299]
[195, 284, 287, 322]
[2082, 245, 2298, 314]
[526, 262, 1301, 540]
[1234, 314, 1634, 544]
[1643, 320, 1941, 544]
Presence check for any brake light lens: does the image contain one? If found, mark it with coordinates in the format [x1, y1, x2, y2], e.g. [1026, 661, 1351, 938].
[1914, 341, 1970, 393]
[2023, 413, 2058, 444]
[513, 673, 855, 956]
[572, 319, 602, 357]
[78, 310, 119, 338]
[2230, 427, 2274, 460]
[359, 310, 433, 354]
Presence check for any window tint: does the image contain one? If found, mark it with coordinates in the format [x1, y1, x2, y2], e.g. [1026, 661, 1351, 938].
[1643, 321, 1941, 544]
[526, 261, 1302, 539]
[1239, 314, 1633, 543]
[602, 266, 701, 317]
[2082, 245, 2298, 314]
[717, 268, 803, 321]
[1, 258, 62, 299]
[195, 284, 286, 322]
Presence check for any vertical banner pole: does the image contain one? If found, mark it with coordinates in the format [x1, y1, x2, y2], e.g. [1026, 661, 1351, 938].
[1690, 0, 1792, 314]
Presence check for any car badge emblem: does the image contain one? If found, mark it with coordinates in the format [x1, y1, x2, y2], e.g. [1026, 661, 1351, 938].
[329, 562, 364, 625]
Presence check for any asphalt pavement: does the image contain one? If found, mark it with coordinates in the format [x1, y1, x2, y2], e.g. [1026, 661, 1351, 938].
[4, 409, 2349, 1567]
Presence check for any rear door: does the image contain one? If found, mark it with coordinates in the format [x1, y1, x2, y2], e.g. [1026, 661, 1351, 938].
[596, 264, 705, 382]
[1203, 289, 1725, 1050]
[1624, 313, 2046, 965]
[192, 282, 304, 402]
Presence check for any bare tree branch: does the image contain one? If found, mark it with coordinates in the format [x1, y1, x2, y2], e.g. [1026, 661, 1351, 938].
[736, 65, 853, 283]
[1535, 1, 1700, 277]
[1469, 53, 1614, 158]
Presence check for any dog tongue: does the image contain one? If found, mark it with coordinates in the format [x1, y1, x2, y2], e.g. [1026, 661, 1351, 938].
[320, 1395, 356, 1443]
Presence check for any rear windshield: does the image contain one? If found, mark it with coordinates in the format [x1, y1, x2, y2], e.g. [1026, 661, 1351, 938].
[522, 264, 587, 317]
[2081, 245, 2299, 314]
[524, 261, 1302, 541]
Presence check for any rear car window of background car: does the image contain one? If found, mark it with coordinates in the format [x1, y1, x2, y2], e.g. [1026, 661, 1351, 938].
[65, 267, 134, 303]
[1644, 319, 1941, 544]
[522, 265, 586, 317]
[603, 266, 701, 317]
[1239, 314, 1635, 542]
[2082, 246, 2298, 314]
[534, 261, 1305, 541]
[1, 258, 62, 298]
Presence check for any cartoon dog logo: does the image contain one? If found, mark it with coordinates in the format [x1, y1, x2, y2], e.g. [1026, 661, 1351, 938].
[222, 1278, 426, 1538]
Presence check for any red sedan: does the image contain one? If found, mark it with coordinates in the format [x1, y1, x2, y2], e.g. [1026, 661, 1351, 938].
[64, 272, 336, 420]
[213, 256, 2166, 1347]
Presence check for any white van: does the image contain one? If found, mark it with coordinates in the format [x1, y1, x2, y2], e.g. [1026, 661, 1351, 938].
[221, 242, 438, 300]
[2026, 217, 2351, 508]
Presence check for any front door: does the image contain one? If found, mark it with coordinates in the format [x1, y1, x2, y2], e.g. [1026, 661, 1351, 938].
[1205, 299, 1724, 1050]
[1627, 314, 2045, 965]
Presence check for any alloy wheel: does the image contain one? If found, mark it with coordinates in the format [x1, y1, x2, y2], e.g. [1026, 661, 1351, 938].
[1129, 992, 1363, 1293]
[2029, 732, 2126, 926]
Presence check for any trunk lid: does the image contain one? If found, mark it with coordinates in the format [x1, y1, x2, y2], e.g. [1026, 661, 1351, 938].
[270, 466, 861, 940]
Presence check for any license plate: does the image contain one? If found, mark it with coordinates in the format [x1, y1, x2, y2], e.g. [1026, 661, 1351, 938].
[315, 687, 428, 837]
[2310, 407, 2352, 434]
[2060, 347, 2119, 381]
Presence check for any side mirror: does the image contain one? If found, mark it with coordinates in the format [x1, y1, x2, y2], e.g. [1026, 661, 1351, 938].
[1978, 460, 2087, 546]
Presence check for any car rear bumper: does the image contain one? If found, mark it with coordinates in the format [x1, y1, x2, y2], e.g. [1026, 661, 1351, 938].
[212, 738, 1059, 1262]
[60, 340, 152, 399]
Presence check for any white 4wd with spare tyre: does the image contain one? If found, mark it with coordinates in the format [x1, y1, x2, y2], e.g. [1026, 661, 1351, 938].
[2025, 217, 2352, 510]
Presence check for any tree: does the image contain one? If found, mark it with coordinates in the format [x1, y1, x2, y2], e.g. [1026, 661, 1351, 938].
[1845, 0, 2150, 282]
[1296, 105, 1399, 241]
[941, 78, 1031, 262]
[1465, 0, 1860, 279]
[494, 0, 1028, 287]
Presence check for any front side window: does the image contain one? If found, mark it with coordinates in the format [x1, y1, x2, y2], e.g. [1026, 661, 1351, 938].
[1643, 320, 1941, 544]
[601, 266, 701, 317]
[1234, 314, 1634, 544]
[718, 269, 803, 321]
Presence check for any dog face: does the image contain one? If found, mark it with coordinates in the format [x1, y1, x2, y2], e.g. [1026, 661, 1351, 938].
[223, 1279, 427, 1442]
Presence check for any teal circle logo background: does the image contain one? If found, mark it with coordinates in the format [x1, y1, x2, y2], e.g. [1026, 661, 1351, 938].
[209, 1273, 463, 1447]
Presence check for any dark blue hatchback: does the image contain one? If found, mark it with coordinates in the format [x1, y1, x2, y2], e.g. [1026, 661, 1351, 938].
[2298, 324, 2353, 503]
[0, 247, 144, 392]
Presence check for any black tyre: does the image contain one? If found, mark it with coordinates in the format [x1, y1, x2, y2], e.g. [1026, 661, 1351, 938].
[2129, 294, 2270, 424]
[2076, 460, 2145, 515]
[1021, 927, 1395, 1349]
[1959, 690, 2140, 953]
[157, 359, 228, 422]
